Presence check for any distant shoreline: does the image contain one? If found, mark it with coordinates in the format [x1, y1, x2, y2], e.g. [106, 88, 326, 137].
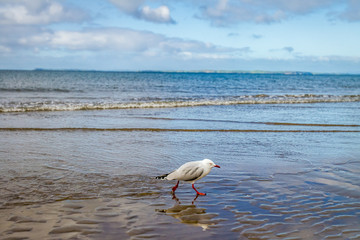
[1, 69, 359, 75]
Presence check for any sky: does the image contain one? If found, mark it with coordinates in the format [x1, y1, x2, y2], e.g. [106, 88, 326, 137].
[0, 0, 360, 73]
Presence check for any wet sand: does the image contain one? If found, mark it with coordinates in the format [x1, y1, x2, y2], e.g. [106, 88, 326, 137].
[1, 105, 360, 239]
[1, 160, 360, 240]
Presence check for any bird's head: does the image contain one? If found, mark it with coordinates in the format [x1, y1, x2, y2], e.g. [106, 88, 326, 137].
[203, 159, 220, 168]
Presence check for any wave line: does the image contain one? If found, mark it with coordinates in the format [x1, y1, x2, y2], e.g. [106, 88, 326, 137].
[0, 128, 359, 133]
[138, 117, 360, 127]
[1, 94, 359, 113]
[259, 122, 360, 127]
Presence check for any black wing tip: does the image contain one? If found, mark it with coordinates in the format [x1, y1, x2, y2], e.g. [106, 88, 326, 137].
[155, 174, 168, 179]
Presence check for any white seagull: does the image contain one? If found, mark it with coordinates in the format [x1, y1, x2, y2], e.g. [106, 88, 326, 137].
[156, 159, 220, 195]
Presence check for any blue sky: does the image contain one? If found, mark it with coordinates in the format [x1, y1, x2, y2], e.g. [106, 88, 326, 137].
[0, 0, 360, 73]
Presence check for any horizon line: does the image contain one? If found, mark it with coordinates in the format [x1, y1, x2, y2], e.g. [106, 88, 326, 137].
[1, 68, 360, 75]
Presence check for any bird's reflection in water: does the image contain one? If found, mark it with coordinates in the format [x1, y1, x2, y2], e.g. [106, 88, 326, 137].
[172, 192, 199, 205]
[156, 193, 219, 231]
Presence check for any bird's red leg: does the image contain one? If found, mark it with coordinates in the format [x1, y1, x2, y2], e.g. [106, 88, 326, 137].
[192, 184, 206, 196]
[172, 181, 179, 193]
[192, 194, 199, 205]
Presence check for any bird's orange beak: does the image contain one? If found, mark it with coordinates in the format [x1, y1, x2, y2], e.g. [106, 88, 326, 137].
[214, 165, 220, 168]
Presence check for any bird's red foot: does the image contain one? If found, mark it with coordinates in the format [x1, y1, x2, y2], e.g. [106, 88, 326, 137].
[192, 184, 206, 196]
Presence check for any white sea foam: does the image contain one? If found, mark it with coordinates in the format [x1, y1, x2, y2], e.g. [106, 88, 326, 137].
[1, 94, 359, 112]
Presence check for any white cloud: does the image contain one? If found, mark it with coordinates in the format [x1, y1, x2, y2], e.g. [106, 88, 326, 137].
[108, 0, 175, 24]
[17, 28, 162, 52]
[0, 0, 359, 73]
[0, 0, 87, 25]
[6, 27, 245, 60]
[140, 5, 175, 24]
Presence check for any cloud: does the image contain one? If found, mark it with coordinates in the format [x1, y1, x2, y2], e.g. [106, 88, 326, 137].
[0, 25, 44, 54]
[16, 28, 163, 52]
[252, 34, 263, 39]
[0, 0, 243, 60]
[0, 0, 87, 25]
[283, 47, 294, 53]
[298, 54, 360, 63]
[196, 0, 289, 26]
[1, 26, 246, 60]
[193, 0, 358, 26]
[108, 0, 175, 24]
[335, 0, 360, 22]
[108, 0, 144, 14]
[269, 46, 295, 54]
[140, 5, 175, 24]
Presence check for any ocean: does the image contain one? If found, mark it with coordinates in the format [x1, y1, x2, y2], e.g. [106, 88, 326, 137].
[1, 70, 359, 239]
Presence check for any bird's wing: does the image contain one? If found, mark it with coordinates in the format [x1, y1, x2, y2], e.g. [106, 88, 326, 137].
[182, 166, 204, 181]
[167, 161, 205, 182]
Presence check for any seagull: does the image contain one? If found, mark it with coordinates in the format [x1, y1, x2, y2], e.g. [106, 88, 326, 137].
[156, 159, 220, 196]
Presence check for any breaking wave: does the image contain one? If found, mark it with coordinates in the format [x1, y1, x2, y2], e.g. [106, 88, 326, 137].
[1, 94, 359, 113]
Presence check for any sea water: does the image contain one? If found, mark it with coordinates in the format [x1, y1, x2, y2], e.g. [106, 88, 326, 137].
[0, 70, 359, 239]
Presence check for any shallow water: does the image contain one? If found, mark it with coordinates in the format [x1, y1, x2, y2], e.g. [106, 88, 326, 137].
[1, 71, 360, 239]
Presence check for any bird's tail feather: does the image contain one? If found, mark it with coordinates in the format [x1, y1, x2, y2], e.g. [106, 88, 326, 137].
[155, 173, 169, 180]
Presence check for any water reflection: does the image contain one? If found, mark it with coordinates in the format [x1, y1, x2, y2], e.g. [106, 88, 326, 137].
[156, 193, 219, 231]
[171, 192, 200, 205]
